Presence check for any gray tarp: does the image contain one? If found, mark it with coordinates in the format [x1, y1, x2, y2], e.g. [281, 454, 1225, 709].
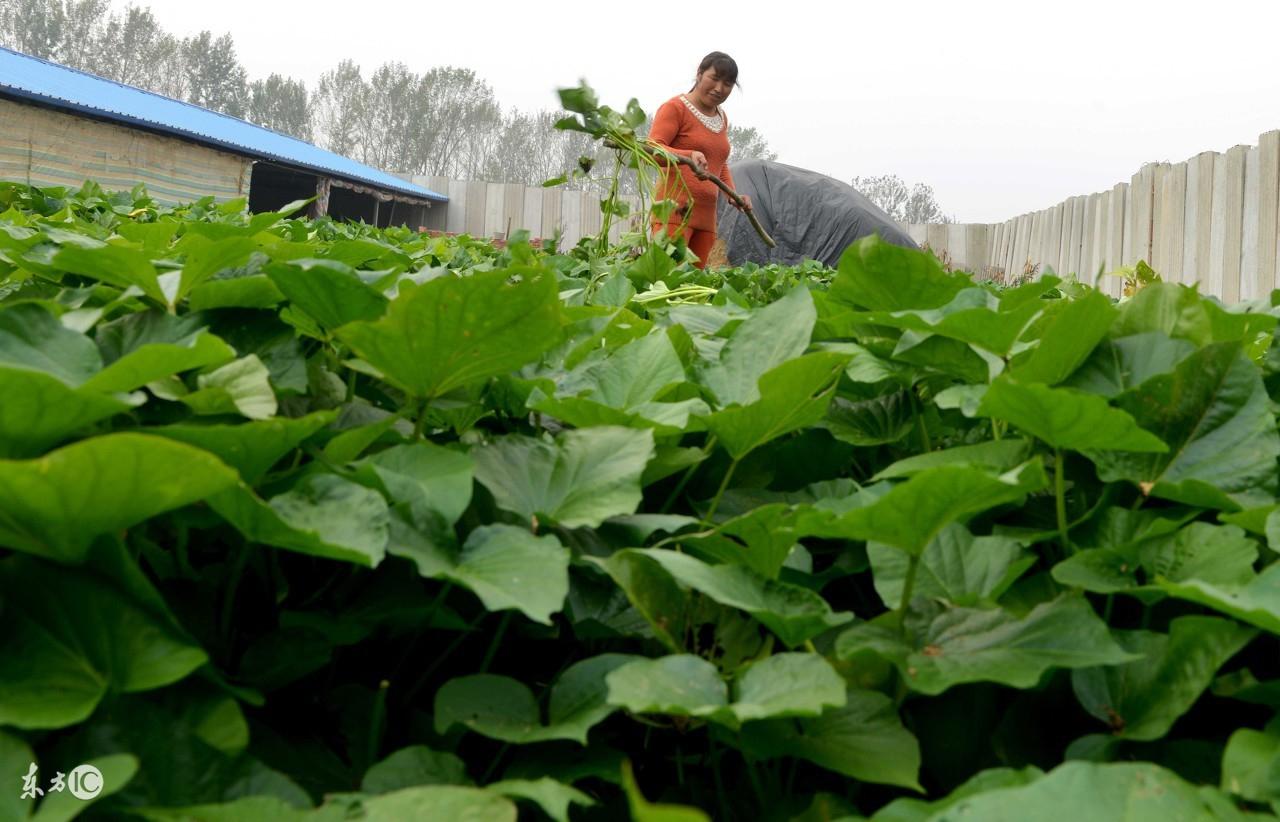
[716, 159, 918, 268]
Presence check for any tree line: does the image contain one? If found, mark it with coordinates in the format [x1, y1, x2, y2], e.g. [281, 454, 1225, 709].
[0, 0, 778, 189]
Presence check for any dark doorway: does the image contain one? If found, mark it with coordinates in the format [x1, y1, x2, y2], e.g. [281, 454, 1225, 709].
[247, 162, 316, 213]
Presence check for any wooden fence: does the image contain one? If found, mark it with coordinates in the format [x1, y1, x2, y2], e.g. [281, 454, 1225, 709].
[905, 129, 1280, 300]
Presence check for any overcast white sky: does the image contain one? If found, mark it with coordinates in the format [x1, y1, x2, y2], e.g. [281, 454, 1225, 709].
[143, 0, 1280, 223]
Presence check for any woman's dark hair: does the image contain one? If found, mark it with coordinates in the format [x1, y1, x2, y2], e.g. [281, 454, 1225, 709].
[690, 51, 739, 91]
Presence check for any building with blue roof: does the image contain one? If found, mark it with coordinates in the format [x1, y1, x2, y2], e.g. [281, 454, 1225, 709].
[0, 45, 446, 226]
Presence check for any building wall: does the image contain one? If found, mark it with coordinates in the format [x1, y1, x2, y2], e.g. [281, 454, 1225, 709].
[0, 97, 250, 205]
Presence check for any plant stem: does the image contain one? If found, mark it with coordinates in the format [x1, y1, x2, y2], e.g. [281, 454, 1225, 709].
[704, 458, 739, 523]
[898, 554, 921, 637]
[660, 436, 715, 514]
[403, 612, 485, 703]
[367, 678, 389, 769]
[479, 612, 513, 674]
[1055, 448, 1072, 555]
[742, 745, 766, 807]
[413, 398, 430, 441]
[708, 736, 731, 821]
[220, 540, 251, 649]
[912, 391, 932, 453]
[481, 742, 511, 783]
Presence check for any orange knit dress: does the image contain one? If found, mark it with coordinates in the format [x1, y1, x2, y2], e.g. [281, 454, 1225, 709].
[648, 94, 735, 265]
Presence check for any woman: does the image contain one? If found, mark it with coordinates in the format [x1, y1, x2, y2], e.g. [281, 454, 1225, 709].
[648, 51, 750, 268]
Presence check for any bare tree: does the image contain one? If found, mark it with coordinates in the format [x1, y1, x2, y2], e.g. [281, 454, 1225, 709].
[851, 174, 954, 223]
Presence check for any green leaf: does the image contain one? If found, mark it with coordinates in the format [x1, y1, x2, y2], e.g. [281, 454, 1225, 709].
[976, 378, 1167, 452]
[926, 761, 1253, 821]
[823, 391, 915, 447]
[868, 767, 1043, 822]
[1092, 342, 1280, 510]
[175, 236, 258, 302]
[266, 259, 389, 331]
[872, 439, 1033, 481]
[149, 411, 334, 484]
[434, 654, 638, 744]
[1063, 332, 1197, 398]
[1071, 616, 1256, 740]
[599, 549, 852, 648]
[0, 433, 239, 562]
[180, 355, 278, 420]
[0, 367, 139, 458]
[836, 595, 1138, 695]
[0, 731, 34, 821]
[725, 652, 848, 725]
[484, 778, 593, 822]
[186, 275, 285, 311]
[1160, 563, 1280, 635]
[1112, 281, 1215, 344]
[88, 329, 234, 394]
[1010, 289, 1117, 384]
[337, 267, 562, 399]
[361, 746, 469, 794]
[1221, 726, 1280, 802]
[823, 461, 1047, 556]
[557, 328, 688, 408]
[675, 503, 828, 579]
[529, 330, 708, 433]
[698, 286, 815, 407]
[210, 474, 389, 567]
[605, 655, 727, 716]
[621, 760, 712, 822]
[739, 689, 922, 790]
[703, 351, 849, 460]
[354, 442, 473, 524]
[356, 786, 517, 821]
[472, 426, 654, 529]
[830, 234, 969, 312]
[1139, 522, 1259, 588]
[0, 302, 101, 385]
[322, 413, 403, 464]
[868, 523, 1033, 608]
[388, 519, 569, 625]
[0, 555, 207, 728]
[850, 288, 1043, 356]
[53, 243, 164, 304]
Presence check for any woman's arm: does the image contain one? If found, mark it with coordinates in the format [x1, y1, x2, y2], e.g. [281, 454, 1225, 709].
[647, 102, 694, 163]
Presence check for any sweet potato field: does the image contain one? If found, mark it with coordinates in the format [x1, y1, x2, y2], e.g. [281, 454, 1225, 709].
[3, 179, 1280, 821]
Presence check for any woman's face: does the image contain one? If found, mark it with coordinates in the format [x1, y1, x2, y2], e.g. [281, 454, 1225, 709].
[693, 68, 734, 107]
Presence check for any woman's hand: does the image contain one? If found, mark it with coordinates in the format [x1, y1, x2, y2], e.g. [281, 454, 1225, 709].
[737, 194, 752, 212]
[689, 151, 708, 178]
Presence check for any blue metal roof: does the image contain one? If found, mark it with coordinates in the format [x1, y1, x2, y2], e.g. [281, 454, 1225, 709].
[0, 46, 446, 203]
